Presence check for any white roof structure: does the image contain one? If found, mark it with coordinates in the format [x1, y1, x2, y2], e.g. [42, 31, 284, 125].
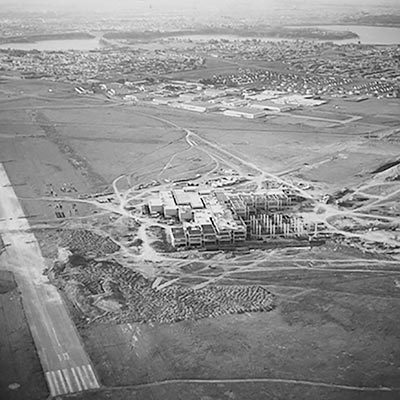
[223, 108, 266, 119]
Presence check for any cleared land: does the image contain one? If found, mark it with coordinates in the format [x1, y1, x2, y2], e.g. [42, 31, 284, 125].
[75, 265, 400, 400]
[0, 77, 399, 400]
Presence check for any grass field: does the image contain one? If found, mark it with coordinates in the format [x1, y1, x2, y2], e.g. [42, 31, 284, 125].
[78, 266, 400, 396]
[62, 382, 399, 400]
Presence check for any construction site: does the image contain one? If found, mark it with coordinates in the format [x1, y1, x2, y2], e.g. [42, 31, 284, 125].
[1, 17, 400, 399]
[147, 187, 308, 248]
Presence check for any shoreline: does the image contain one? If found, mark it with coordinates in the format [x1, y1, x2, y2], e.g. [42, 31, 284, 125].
[288, 23, 400, 29]
[0, 32, 95, 45]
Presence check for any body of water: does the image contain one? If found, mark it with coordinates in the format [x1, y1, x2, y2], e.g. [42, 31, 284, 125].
[0, 38, 101, 51]
[171, 25, 400, 45]
[289, 25, 400, 45]
[0, 25, 398, 51]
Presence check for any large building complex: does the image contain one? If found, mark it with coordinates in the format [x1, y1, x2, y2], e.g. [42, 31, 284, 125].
[148, 187, 306, 248]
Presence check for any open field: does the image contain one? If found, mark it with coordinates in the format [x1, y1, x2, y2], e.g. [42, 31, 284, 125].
[77, 268, 400, 398]
[1, 76, 399, 400]
[62, 383, 400, 400]
[1, 77, 399, 192]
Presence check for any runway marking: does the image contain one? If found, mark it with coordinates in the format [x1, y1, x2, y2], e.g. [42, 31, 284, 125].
[62, 368, 74, 392]
[50, 371, 61, 395]
[70, 366, 83, 391]
[45, 372, 56, 397]
[51, 326, 61, 346]
[45, 365, 100, 396]
[56, 370, 68, 393]
[82, 365, 92, 386]
[62, 352, 70, 360]
[85, 364, 98, 387]
[76, 365, 89, 390]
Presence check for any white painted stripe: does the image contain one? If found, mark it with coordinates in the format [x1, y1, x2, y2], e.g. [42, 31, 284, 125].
[62, 369, 74, 392]
[56, 369, 68, 394]
[46, 366, 99, 395]
[83, 364, 99, 388]
[71, 367, 83, 392]
[76, 366, 89, 390]
[84, 364, 99, 388]
[45, 372, 57, 397]
[51, 371, 61, 395]
[80, 365, 94, 388]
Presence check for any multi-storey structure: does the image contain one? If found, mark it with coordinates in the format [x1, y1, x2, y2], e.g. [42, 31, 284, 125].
[148, 186, 306, 248]
[160, 191, 178, 218]
[171, 227, 187, 247]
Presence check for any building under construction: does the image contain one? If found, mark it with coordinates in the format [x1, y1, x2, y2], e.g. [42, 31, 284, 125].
[147, 187, 307, 248]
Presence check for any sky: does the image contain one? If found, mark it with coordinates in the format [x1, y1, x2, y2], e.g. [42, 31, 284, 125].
[1, 0, 399, 14]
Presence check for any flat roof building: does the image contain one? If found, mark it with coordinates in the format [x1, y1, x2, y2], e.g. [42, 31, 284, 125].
[223, 107, 266, 119]
[148, 186, 305, 248]
[152, 96, 175, 105]
[174, 189, 204, 209]
[160, 191, 178, 217]
[178, 205, 193, 222]
[173, 189, 191, 205]
[188, 191, 204, 209]
[171, 227, 187, 247]
[249, 101, 294, 112]
[177, 102, 219, 113]
[229, 195, 246, 218]
[185, 224, 203, 247]
[149, 198, 163, 214]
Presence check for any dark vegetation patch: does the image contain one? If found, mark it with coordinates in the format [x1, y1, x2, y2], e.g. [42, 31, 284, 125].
[59, 229, 120, 256]
[49, 256, 274, 326]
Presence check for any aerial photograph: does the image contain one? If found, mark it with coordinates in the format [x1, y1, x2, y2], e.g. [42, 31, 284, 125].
[0, 0, 399, 399]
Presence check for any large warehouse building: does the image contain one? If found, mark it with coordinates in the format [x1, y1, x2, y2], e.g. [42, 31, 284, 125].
[223, 107, 266, 119]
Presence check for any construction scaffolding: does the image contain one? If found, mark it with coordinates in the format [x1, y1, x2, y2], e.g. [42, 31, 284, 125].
[248, 214, 305, 239]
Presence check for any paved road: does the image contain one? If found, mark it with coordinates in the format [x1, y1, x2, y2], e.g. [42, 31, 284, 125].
[0, 163, 100, 397]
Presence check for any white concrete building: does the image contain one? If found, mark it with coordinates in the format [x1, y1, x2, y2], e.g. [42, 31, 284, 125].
[160, 191, 178, 217]
[223, 107, 266, 119]
[178, 102, 219, 113]
[148, 198, 163, 214]
[178, 206, 193, 222]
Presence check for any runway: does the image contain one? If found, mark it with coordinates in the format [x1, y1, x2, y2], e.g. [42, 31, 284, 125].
[0, 163, 100, 397]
